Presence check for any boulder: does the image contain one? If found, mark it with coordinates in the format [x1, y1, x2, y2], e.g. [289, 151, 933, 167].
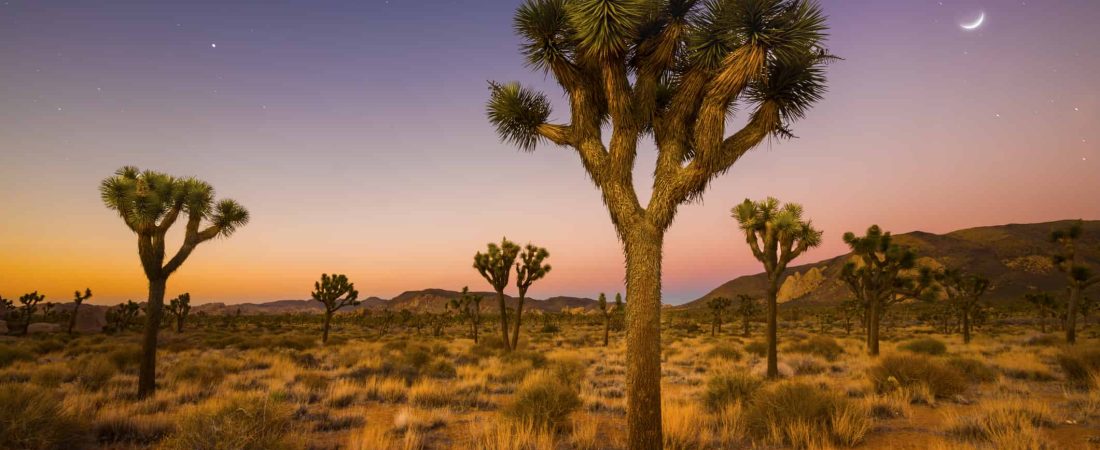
[71, 306, 108, 334]
[26, 322, 61, 334]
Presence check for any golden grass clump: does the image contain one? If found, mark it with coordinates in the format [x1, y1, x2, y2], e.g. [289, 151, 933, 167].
[158, 393, 296, 450]
[868, 353, 968, 398]
[744, 381, 870, 448]
[502, 369, 582, 429]
[0, 383, 91, 450]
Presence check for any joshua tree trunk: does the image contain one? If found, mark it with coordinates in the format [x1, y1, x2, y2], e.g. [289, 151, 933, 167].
[868, 296, 881, 356]
[67, 304, 80, 335]
[510, 295, 525, 351]
[603, 313, 610, 346]
[962, 309, 971, 344]
[322, 310, 333, 344]
[472, 307, 480, 344]
[623, 229, 663, 450]
[138, 277, 166, 398]
[1067, 286, 1080, 344]
[497, 291, 511, 351]
[766, 280, 780, 379]
[743, 315, 751, 337]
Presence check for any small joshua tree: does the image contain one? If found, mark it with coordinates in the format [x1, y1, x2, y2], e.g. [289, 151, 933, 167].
[513, 244, 551, 350]
[101, 166, 249, 397]
[613, 292, 624, 331]
[107, 300, 142, 333]
[841, 225, 926, 356]
[166, 293, 192, 333]
[736, 294, 759, 337]
[598, 293, 611, 346]
[0, 295, 11, 322]
[67, 288, 93, 335]
[1024, 292, 1059, 333]
[706, 296, 732, 336]
[473, 238, 521, 352]
[933, 268, 990, 344]
[449, 286, 483, 343]
[311, 273, 359, 344]
[18, 292, 46, 335]
[1050, 220, 1099, 344]
[734, 198, 822, 378]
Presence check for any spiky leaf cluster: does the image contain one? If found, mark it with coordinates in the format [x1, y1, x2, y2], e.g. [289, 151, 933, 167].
[840, 225, 925, 306]
[733, 197, 822, 275]
[1051, 220, 1098, 286]
[73, 288, 93, 305]
[311, 273, 360, 313]
[474, 238, 522, 292]
[516, 244, 553, 296]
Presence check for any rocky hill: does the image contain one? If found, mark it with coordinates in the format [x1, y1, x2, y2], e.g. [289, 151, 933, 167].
[188, 289, 599, 315]
[679, 220, 1100, 309]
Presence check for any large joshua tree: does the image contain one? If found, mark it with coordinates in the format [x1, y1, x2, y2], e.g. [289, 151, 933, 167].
[840, 225, 924, 356]
[733, 198, 821, 378]
[474, 238, 521, 351]
[311, 273, 360, 344]
[100, 166, 249, 397]
[513, 244, 551, 350]
[486, 1, 832, 443]
[67, 288, 92, 335]
[1050, 220, 1099, 344]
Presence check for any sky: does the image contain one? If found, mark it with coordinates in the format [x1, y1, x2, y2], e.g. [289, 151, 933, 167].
[1, 0, 1098, 306]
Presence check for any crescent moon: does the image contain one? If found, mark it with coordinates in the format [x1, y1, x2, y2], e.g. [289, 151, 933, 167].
[960, 12, 984, 30]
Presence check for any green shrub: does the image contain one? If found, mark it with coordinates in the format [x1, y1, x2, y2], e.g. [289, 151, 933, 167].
[503, 370, 581, 429]
[1056, 347, 1100, 388]
[704, 343, 742, 361]
[946, 357, 998, 383]
[703, 372, 761, 412]
[160, 394, 295, 450]
[1024, 334, 1060, 347]
[787, 336, 845, 361]
[0, 346, 34, 368]
[743, 340, 768, 357]
[899, 338, 947, 356]
[0, 383, 91, 449]
[744, 381, 869, 447]
[869, 354, 968, 398]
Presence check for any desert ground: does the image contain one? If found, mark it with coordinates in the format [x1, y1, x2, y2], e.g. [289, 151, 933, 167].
[1, 309, 1098, 450]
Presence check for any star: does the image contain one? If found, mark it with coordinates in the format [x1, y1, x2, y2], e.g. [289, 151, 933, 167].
[211, 43, 217, 48]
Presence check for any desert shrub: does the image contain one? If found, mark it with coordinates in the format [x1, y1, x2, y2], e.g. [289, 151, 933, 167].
[93, 411, 173, 445]
[539, 323, 560, 333]
[0, 346, 34, 368]
[503, 370, 581, 429]
[1024, 334, 1060, 347]
[868, 354, 967, 398]
[424, 360, 457, 379]
[160, 394, 295, 450]
[75, 356, 117, 390]
[29, 362, 70, 388]
[743, 340, 768, 357]
[942, 399, 1055, 446]
[169, 355, 232, 387]
[787, 355, 828, 375]
[899, 338, 947, 356]
[295, 371, 330, 392]
[0, 383, 91, 449]
[703, 372, 762, 412]
[1056, 347, 1100, 388]
[787, 336, 844, 361]
[704, 343, 742, 361]
[744, 381, 869, 448]
[27, 338, 65, 355]
[106, 344, 143, 371]
[503, 349, 548, 368]
[946, 357, 998, 383]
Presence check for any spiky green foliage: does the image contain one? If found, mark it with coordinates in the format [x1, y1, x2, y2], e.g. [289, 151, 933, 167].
[736, 293, 759, 337]
[1023, 292, 1060, 334]
[167, 293, 192, 333]
[311, 273, 360, 344]
[841, 225, 928, 356]
[474, 238, 521, 352]
[1050, 220, 1098, 344]
[66, 288, 93, 335]
[100, 166, 249, 398]
[0, 295, 11, 321]
[930, 269, 990, 344]
[512, 244, 552, 349]
[449, 286, 484, 343]
[17, 291, 45, 336]
[733, 197, 821, 378]
[107, 300, 142, 333]
[489, 2, 833, 446]
[706, 296, 732, 336]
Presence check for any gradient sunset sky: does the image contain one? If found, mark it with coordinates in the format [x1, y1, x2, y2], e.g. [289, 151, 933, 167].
[1, 0, 1098, 305]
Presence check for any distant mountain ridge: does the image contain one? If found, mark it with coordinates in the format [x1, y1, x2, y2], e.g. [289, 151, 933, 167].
[191, 289, 599, 315]
[678, 220, 1100, 309]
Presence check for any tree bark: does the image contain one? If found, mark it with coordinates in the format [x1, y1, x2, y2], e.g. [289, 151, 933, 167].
[623, 228, 663, 450]
[1067, 285, 1080, 344]
[68, 303, 80, 335]
[497, 291, 511, 351]
[137, 277, 166, 398]
[766, 280, 780, 379]
[322, 310, 333, 344]
[510, 295, 525, 350]
[868, 297, 881, 356]
[962, 308, 971, 344]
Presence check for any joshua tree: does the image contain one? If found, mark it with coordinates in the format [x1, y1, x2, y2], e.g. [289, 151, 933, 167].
[474, 238, 521, 351]
[100, 166, 249, 397]
[311, 273, 360, 344]
[513, 244, 551, 350]
[486, 1, 832, 443]
[733, 198, 822, 378]
[449, 286, 484, 343]
[107, 300, 142, 333]
[1024, 292, 1059, 333]
[66, 288, 93, 335]
[1050, 220, 1098, 344]
[735, 294, 759, 337]
[841, 225, 926, 356]
[932, 269, 990, 344]
[598, 293, 612, 346]
[613, 292, 624, 330]
[166, 293, 192, 333]
[706, 296, 732, 336]
[0, 295, 11, 322]
[18, 292, 45, 335]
